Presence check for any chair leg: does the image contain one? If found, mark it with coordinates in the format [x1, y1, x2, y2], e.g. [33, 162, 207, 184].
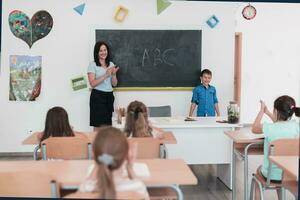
[277, 187, 286, 200]
[251, 176, 264, 200]
[33, 145, 40, 160]
[249, 176, 255, 200]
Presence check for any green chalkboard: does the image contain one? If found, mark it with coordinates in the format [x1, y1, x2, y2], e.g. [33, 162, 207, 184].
[96, 29, 202, 88]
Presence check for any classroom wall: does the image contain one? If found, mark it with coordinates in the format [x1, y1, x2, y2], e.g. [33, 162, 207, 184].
[0, 0, 237, 152]
[235, 2, 300, 123]
[1, 1, 299, 153]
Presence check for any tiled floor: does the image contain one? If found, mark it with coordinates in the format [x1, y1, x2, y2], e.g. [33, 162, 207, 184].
[181, 155, 296, 200]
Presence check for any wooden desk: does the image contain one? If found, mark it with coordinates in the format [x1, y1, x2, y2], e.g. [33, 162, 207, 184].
[115, 116, 242, 189]
[269, 156, 298, 197]
[224, 130, 264, 200]
[22, 131, 176, 145]
[0, 159, 197, 189]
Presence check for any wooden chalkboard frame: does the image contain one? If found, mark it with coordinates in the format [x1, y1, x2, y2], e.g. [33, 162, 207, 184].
[113, 87, 193, 91]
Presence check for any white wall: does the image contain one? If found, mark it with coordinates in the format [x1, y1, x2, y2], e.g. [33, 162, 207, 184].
[0, 0, 237, 152]
[3, 1, 300, 153]
[235, 3, 300, 123]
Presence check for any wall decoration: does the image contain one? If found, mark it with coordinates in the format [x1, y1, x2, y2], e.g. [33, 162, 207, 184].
[71, 76, 87, 91]
[9, 55, 42, 101]
[157, 0, 172, 15]
[9, 10, 53, 48]
[242, 4, 256, 20]
[73, 3, 86, 16]
[206, 15, 219, 28]
[114, 6, 129, 22]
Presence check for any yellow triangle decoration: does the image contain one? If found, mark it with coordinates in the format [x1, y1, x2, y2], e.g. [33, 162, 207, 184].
[157, 0, 172, 15]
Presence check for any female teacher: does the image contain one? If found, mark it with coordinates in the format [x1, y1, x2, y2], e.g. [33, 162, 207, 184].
[87, 41, 119, 130]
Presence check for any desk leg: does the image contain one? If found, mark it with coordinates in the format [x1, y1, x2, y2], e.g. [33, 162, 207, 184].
[232, 141, 236, 200]
[217, 139, 233, 190]
[244, 142, 262, 200]
[244, 149, 248, 200]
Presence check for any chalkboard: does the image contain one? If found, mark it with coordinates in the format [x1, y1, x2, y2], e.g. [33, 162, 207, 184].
[95, 29, 202, 88]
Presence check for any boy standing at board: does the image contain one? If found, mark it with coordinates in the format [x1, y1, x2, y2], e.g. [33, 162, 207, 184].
[189, 69, 220, 117]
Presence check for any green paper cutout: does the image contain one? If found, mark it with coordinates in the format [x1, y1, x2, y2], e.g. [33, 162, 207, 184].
[157, 0, 171, 15]
[71, 76, 87, 91]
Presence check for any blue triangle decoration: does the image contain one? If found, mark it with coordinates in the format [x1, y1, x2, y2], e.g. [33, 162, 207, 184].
[74, 3, 85, 16]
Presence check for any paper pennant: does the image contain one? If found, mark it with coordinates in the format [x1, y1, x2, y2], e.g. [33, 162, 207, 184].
[73, 3, 85, 16]
[157, 0, 171, 15]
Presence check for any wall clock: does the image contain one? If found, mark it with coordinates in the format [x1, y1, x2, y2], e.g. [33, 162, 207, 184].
[242, 4, 256, 20]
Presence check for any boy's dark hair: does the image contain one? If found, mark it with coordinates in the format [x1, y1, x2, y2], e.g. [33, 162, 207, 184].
[274, 95, 300, 121]
[200, 69, 212, 77]
[94, 41, 110, 67]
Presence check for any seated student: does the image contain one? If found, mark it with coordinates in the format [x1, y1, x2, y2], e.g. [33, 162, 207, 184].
[38, 106, 85, 142]
[124, 100, 164, 138]
[252, 95, 300, 198]
[78, 126, 149, 199]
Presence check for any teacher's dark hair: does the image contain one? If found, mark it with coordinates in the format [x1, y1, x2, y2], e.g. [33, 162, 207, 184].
[94, 41, 110, 67]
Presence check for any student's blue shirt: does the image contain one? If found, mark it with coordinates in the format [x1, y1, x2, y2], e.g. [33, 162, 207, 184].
[87, 61, 114, 92]
[261, 120, 299, 181]
[191, 84, 218, 116]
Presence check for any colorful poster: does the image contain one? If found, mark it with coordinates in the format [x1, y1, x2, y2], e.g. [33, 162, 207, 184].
[8, 10, 53, 48]
[9, 55, 41, 101]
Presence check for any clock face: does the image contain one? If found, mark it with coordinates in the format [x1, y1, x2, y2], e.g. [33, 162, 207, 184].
[242, 5, 256, 20]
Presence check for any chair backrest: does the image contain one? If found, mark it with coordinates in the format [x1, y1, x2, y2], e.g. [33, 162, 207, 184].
[265, 138, 299, 186]
[148, 106, 171, 117]
[269, 138, 299, 156]
[128, 137, 161, 159]
[41, 136, 92, 160]
[64, 191, 145, 199]
[0, 171, 60, 198]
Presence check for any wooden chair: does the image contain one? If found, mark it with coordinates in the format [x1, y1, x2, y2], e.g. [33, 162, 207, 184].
[249, 138, 299, 200]
[148, 105, 171, 117]
[128, 137, 161, 159]
[127, 138, 180, 200]
[0, 171, 60, 198]
[41, 137, 92, 160]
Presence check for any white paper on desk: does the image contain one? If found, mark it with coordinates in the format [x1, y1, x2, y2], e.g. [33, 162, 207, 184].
[133, 162, 150, 177]
[250, 133, 264, 139]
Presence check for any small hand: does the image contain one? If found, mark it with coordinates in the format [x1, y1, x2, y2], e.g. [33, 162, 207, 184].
[105, 67, 113, 76]
[112, 66, 119, 75]
[259, 100, 267, 112]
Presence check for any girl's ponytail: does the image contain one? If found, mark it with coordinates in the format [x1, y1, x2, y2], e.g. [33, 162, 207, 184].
[292, 106, 300, 117]
[97, 156, 116, 199]
[133, 112, 148, 137]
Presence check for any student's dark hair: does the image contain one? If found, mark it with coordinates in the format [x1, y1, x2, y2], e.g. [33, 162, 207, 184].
[93, 127, 129, 199]
[200, 69, 212, 77]
[124, 100, 153, 138]
[93, 41, 110, 67]
[274, 95, 300, 121]
[41, 106, 74, 142]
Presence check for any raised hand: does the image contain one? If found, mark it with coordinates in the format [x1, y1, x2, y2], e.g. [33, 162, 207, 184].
[259, 100, 267, 112]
